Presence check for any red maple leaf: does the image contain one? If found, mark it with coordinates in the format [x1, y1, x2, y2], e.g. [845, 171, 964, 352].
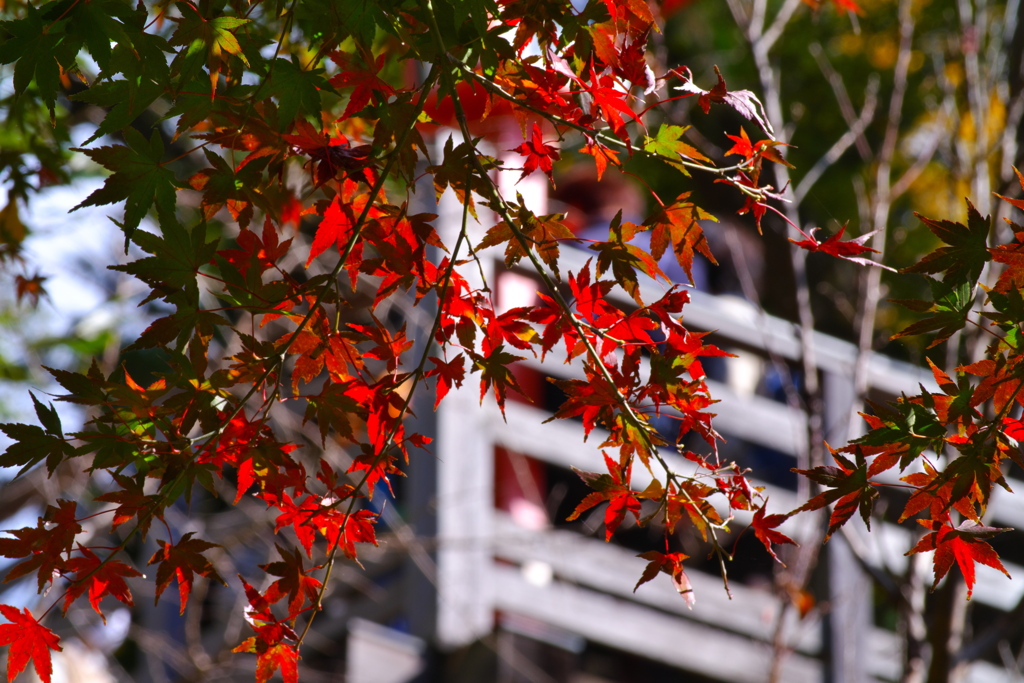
[148, 533, 227, 614]
[233, 578, 300, 683]
[568, 264, 619, 327]
[255, 643, 298, 683]
[14, 273, 47, 307]
[425, 354, 466, 409]
[633, 551, 694, 608]
[725, 170, 769, 230]
[580, 70, 643, 141]
[272, 493, 323, 557]
[283, 122, 374, 188]
[724, 127, 793, 167]
[94, 474, 160, 534]
[567, 453, 641, 540]
[482, 307, 540, 356]
[613, 31, 655, 93]
[749, 502, 797, 563]
[644, 193, 717, 284]
[0, 499, 81, 592]
[908, 520, 1010, 599]
[789, 226, 894, 270]
[714, 467, 758, 510]
[792, 447, 877, 540]
[306, 191, 382, 266]
[604, 309, 659, 355]
[347, 451, 403, 495]
[281, 118, 334, 153]
[661, 328, 733, 381]
[816, 0, 864, 15]
[549, 374, 621, 437]
[661, 480, 723, 540]
[317, 509, 379, 560]
[1003, 416, 1024, 441]
[284, 307, 364, 390]
[724, 127, 757, 158]
[899, 460, 978, 523]
[0, 605, 62, 683]
[261, 545, 323, 617]
[526, 291, 579, 360]
[217, 218, 293, 278]
[329, 50, 397, 120]
[511, 123, 560, 183]
[62, 546, 142, 621]
[348, 318, 415, 373]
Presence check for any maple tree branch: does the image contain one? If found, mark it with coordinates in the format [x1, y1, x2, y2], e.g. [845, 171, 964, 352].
[297, 187, 477, 644]
[742, 0, 824, 471]
[295, 74, 483, 650]
[849, 0, 916, 437]
[791, 76, 879, 206]
[759, 0, 804, 54]
[450, 61, 753, 180]
[260, 0, 299, 97]
[193, 64, 441, 458]
[432, 14, 661, 441]
[808, 42, 874, 162]
[426, 11, 740, 589]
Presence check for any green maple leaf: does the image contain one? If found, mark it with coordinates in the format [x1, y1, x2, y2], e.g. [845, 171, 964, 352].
[46, 360, 109, 406]
[112, 217, 218, 310]
[852, 395, 947, 469]
[170, 9, 250, 64]
[0, 392, 75, 476]
[643, 125, 709, 175]
[448, 0, 499, 40]
[70, 76, 164, 144]
[0, 424, 75, 476]
[60, 0, 137, 67]
[903, 199, 991, 287]
[169, 6, 250, 93]
[264, 58, 329, 128]
[295, 0, 389, 48]
[891, 278, 974, 348]
[72, 128, 181, 242]
[0, 4, 67, 119]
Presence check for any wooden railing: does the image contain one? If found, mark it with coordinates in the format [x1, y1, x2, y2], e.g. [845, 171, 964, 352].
[422, 245, 1024, 683]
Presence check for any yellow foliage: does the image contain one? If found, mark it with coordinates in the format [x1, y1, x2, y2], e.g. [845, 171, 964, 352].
[868, 34, 898, 70]
[0, 201, 26, 249]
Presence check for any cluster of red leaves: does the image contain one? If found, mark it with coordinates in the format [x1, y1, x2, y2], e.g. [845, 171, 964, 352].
[2, 0, 986, 679]
[789, 176, 1024, 599]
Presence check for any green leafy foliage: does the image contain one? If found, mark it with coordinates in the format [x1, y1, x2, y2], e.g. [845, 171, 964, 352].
[72, 129, 181, 242]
